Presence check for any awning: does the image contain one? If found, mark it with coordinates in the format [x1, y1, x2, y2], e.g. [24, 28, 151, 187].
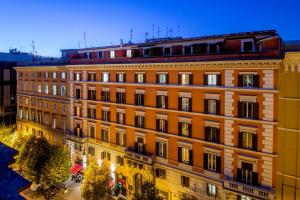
[70, 164, 82, 174]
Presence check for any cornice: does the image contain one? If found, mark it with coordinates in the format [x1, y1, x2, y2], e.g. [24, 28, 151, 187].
[283, 52, 300, 72]
[15, 59, 282, 71]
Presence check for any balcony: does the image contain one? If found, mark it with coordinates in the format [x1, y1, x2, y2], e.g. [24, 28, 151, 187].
[224, 179, 275, 200]
[65, 131, 85, 144]
[125, 146, 154, 165]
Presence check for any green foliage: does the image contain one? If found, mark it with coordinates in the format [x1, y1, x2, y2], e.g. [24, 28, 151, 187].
[11, 130, 30, 150]
[135, 181, 161, 200]
[14, 135, 52, 183]
[13, 135, 71, 196]
[0, 124, 14, 147]
[81, 160, 112, 200]
[40, 145, 71, 190]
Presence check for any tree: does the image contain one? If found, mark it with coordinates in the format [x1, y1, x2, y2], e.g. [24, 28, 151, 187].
[40, 145, 71, 190]
[81, 160, 112, 200]
[14, 135, 52, 183]
[135, 181, 161, 200]
[0, 123, 14, 147]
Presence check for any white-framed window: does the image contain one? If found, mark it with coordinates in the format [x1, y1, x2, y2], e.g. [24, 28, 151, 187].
[102, 72, 110, 82]
[157, 73, 167, 84]
[44, 84, 48, 94]
[52, 72, 57, 79]
[181, 73, 191, 85]
[136, 73, 145, 83]
[207, 154, 217, 171]
[157, 141, 167, 158]
[110, 50, 115, 58]
[38, 84, 42, 93]
[52, 85, 57, 96]
[60, 85, 66, 96]
[52, 118, 57, 129]
[208, 74, 217, 85]
[207, 99, 217, 114]
[117, 73, 125, 82]
[61, 72, 66, 79]
[75, 73, 81, 81]
[243, 74, 254, 87]
[241, 39, 254, 52]
[126, 49, 132, 57]
[207, 183, 217, 197]
[116, 130, 126, 146]
[242, 132, 253, 149]
[62, 104, 66, 113]
[182, 147, 190, 164]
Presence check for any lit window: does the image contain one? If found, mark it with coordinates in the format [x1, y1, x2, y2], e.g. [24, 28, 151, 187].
[110, 50, 115, 58]
[182, 147, 190, 164]
[136, 73, 145, 83]
[207, 184, 217, 197]
[157, 73, 168, 84]
[102, 72, 110, 82]
[208, 74, 217, 85]
[60, 85, 66, 96]
[44, 84, 48, 94]
[52, 72, 57, 79]
[117, 73, 125, 82]
[207, 99, 217, 114]
[75, 73, 81, 81]
[243, 75, 254, 87]
[52, 85, 57, 96]
[180, 73, 191, 85]
[61, 72, 66, 79]
[207, 154, 217, 171]
[38, 84, 42, 93]
[126, 49, 132, 57]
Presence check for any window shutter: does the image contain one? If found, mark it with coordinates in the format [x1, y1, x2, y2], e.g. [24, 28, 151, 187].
[163, 143, 167, 158]
[166, 74, 169, 84]
[253, 75, 259, 88]
[123, 134, 126, 146]
[216, 128, 220, 143]
[156, 95, 160, 108]
[165, 121, 168, 133]
[254, 103, 259, 119]
[189, 150, 193, 165]
[141, 94, 144, 106]
[116, 74, 119, 82]
[189, 98, 192, 112]
[135, 94, 138, 105]
[204, 99, 209, 114]
[178, 147, 182, 163]
[216, 156, 221, 173]
[238, 132, 243, 148]
[116, 132, 120, 145]
[216, 100, 220, 115]
[204, 74, 208, 85]
[156, 142, 159, 156]
[178, 122, 182, 136]
[252, 172, 259, 186]
[156, 74, 159, 83]
[204, 127, 210, 141]
[108, 111, 110, 121]
[238, 75, 243, 87]
[135, 74, 137, 83]
[143, 74, 146, 83]
[252, 134, 258, 151]
[204, 153, 208, 170]
[123, 74, 126, 82]
[165, 96, 168, 109]
[135, 116, 138, 127]
[238, 102, 243, 118]
[189, 74, 193, 85]
[108, 153, 111, 161]
[178, 97, 182, 110]
[188, 124, 192, 137]
[217, 74, 221, 86]
[237, 168, 242, 182]
[134, 142, 138, 152]
[156, 119, 160, 131]
[178, 74, 182, 84]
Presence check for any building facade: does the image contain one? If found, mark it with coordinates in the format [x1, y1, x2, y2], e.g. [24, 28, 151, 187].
[277, 44, 300, 199]
[16, 30, 281, 200]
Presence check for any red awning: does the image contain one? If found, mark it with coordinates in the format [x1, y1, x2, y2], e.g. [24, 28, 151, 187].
[70, 164, 82, 174]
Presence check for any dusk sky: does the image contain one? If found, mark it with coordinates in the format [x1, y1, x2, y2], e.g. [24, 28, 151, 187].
[0, 0, 299, 57]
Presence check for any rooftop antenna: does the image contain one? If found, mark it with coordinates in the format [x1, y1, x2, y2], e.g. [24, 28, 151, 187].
[31, 40, 37, 61]
[120, 39, 123, 47]
[177, 25, 180, 37]
[129, 29, 133, 43]
[169, 28, 173, 37]
[157, 26, 160, 39]
[152, 24, 155, 39]
[166, 27, 169, 38]
[83, 32, 87, 48]
[145, 32, 149, 41]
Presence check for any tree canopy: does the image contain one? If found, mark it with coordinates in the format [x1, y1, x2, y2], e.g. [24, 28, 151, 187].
[135, 181, 161, 200]
[81, 160, 112, 200]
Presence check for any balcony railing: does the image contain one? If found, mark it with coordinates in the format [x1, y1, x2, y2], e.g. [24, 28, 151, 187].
[224, 179, 275, 200]
[125, 147, 154, 165]
[65, 131, 85, 143]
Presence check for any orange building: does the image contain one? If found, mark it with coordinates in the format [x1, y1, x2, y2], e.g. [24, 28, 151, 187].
[16, 30, 281, 200]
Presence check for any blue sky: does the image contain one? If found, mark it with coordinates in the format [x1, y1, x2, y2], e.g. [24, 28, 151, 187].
[0, 0, 299, 57]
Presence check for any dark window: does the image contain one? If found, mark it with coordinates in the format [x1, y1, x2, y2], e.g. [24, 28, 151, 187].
[88, 108, 96, 119]
[75, 88, 81, 99]
[135, 93, 144, 106]
[204, 153, 221, 173]
[237, 162, 258, 186]
[116, 92, 126, 104]
[193, 43, 208, 54]
[135, 137, 145, 154]
[156, 119, 167, 133]
[205, 127, 220, 143]
[155, 168, 166, 179]
[238, 132, 257, 151]
[101, 129, 109, 143]
[135, 115, 144, 128]
[184, 46, 192, 55]
[101, 151, 111, 160]
[243, 41, 254, 52]
[88, 90, 96, 100]
[88, 147, 95, 156]
[181, 176, 190, 188]
[204, 99, 220, 115]
[156, 95, 168, 109]
[116, 112, 126, 124]
[98, 51, 103, 58]
[101, 91, 110, 102]
[88, 73, 96, 81]
[209, 44, 217, 54]
[101, 110, 110, 121]
[164, 47, 171, 56]
[238, 102, 259, 119]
